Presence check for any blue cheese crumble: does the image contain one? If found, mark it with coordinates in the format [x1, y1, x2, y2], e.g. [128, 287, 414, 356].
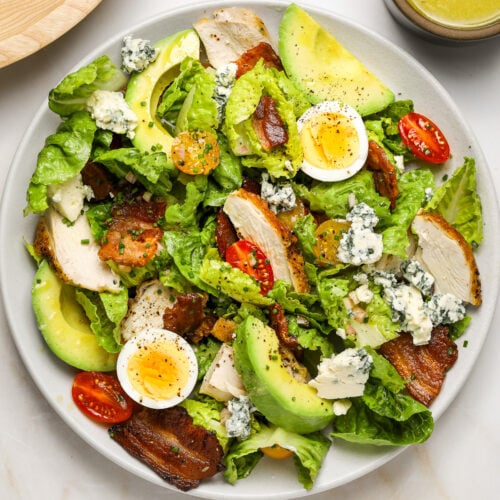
[225, 395, 253, 440]
[214, 63, 237, 121]
[383, 283, 433, 345]
[426, 293, 466, 325]
[260, 173, 296, 214]
[401, 259, 434, 296]
[337, 203, 383, 266]
[121, 36, 158, 73]
[86, 90, 138, 139]
[308, 348, 373, 399]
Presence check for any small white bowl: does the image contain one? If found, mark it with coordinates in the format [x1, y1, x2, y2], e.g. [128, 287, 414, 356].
[384, 0, 500, 44]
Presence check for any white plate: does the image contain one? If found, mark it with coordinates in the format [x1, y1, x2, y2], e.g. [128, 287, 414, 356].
[1, 1, 499, 498]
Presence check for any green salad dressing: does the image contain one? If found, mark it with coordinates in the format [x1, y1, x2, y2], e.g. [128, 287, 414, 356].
[408, 0, 500, 29]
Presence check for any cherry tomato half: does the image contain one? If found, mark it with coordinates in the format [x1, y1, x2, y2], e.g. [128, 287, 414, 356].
[398, 112, 450, 164]
[225, 240, 274, 295]
[314, 219, 351, 267]
[72, 371, 133, 424]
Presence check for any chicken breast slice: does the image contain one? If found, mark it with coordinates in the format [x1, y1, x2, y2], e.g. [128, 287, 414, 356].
[34, 208, 120, 293]
[223, 189, 310, 293]
[200, 343, 246, 402]
[121, 279, 177, 342]
[193, 7, 273, 70]
[411, 211, 481, 306]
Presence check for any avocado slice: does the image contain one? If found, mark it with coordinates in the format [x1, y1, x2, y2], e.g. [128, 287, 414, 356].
[32, 260, 117, 371]
[278, 4, 394, 116]
[233, 316, 333, 434]
[125, 29, 200, 154]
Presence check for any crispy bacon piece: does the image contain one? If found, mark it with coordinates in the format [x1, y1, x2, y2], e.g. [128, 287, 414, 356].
[366, 140, 399, 210]
[163, 293, 208, 337]
[379, 325, 458, 406]
[234, 41, 283, 78]
[81, 161, 116, 201]
[215, 209, 238, 258]
[269, 303, 298, 349]
[252, 96, 288, 152]
[98, 197, 166, 267]
[241, 176, 261, 195]
[109, 406, 225, 491]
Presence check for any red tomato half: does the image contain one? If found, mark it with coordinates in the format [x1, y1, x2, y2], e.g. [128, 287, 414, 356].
[398, 112, 450, 164]
[225, 240, 274, 295]
[72, 371, 133, 424]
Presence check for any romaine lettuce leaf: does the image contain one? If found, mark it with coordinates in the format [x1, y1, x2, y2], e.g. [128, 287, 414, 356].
[331, 349, 434, 445]
[48, 55, 127, 117]
[25, 111, 97, 215]
[379, 168, 435, 258]
[224, 424, 331, 490]
[199, 249, 273, 306]
[156, 56, 218, 134]
[223, 60, 303, 178]
[425, 157, 483, 247]
[295, 170, 391, 221]
[95, 147, 177, 198]
[74, 287, 128, 353]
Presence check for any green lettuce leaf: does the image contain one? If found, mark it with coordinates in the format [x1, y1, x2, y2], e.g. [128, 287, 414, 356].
[224, 424, 331, 490]
[95, 147, 176, 198]
[379, 168, 435, 258]
[156, 56, 218, 134]
[223, 60, 303, 178]
[295, 170, 391, 221]
[164, 176, 207, 230]
[25, 111, 97, 215]
[425, 157, 483, 247]
[331, 349, 434, 445]
[74, 287, 128, 353]
[199, 249, 273, 306]
[48, 55, 127, 117]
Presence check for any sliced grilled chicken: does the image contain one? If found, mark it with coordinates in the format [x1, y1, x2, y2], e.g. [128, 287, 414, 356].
[121, 280, 177, 342]
[200, 343, 246, 401]
[34, 208, 120, 293]
[411, 211, 481, 306]
[193, 7, 273, 70]
[223, 188, 310, 293]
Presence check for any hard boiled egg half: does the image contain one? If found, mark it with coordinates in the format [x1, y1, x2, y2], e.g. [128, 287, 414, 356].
[297, 100, 369, 182]
[116, 327, 198, 409]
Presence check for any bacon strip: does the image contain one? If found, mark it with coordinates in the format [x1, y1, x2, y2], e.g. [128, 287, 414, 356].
[379, 325, 458, 406]
[98, 197, 165, 267]
[252, 96, 288, 152]
[163, 293, 211, 343]
[109, 406, 224, 491]
[215, 209, 238, 258]
[269, 303, 298, 349]
[366, 140, 399, 210]
[81, 161, 116, 201]
[234, 41, 283, 78]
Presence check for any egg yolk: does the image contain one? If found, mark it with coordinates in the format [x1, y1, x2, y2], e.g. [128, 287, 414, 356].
[300, 112, 360, 170]
[127, 340, 191, 401]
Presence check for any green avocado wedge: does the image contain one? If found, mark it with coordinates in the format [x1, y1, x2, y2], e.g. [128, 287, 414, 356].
[233, 316, 333, 434]
[125, 29, 200, 154]
[278, 4, 394, 116]
[32, 260, 117, 372]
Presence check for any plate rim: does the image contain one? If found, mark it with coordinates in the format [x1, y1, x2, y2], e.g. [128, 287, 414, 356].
[1, 1, 499, 498]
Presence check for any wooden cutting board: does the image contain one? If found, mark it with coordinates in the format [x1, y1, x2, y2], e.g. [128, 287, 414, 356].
[0, 0, 102, 68]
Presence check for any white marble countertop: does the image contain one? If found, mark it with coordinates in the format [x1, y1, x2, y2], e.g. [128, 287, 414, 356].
[1, 1, 499, 499]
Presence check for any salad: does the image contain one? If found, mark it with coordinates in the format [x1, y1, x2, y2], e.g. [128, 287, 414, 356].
[24, 3, 483, 493]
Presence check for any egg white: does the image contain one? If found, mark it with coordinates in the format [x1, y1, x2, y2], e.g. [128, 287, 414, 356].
[116, 327, 198, 409]
[297, 100, 369, 182]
